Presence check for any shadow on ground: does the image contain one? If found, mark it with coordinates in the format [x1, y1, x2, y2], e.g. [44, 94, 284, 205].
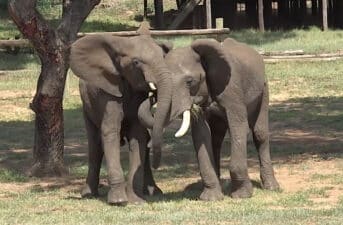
[0, 96, 342, 200]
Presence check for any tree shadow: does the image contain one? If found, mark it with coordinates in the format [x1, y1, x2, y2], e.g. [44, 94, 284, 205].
[0, 52, 39, 71]
[0, 96, 341, 203]
[269, 96, 343, 158]
[0, 107, 88, 177]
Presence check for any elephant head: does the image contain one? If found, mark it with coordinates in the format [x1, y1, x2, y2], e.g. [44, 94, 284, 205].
[69, 29, 174, 169]
[138, 38, 262, 140]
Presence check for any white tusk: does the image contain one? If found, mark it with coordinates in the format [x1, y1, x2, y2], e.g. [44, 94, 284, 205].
[148, 91, 154, 97]
[148, 82, 157, 90]
[152, 103, 157, 109]
[175, 110, 191, 138]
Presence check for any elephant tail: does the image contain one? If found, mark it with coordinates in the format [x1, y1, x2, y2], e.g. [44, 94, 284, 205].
[253, 82, 269, 141]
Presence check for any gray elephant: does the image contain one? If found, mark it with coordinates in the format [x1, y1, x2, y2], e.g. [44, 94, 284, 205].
[138, 38, 280, 200]
[69, 28, 174, 205]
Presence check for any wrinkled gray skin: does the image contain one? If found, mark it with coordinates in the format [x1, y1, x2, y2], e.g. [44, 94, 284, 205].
[138, 38, 280, 200]
[69, 33, 173, 205]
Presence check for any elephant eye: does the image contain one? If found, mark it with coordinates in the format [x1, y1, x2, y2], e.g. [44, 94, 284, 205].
[132, 58, 141, 67]
[186, 76, 194, 87]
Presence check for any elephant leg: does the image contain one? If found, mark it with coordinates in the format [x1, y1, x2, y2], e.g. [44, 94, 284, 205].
[143, 147, 163, 196]
[126, 121, 149, 204]
[81, 115, 103, 198]
[226, 105, 253, 198]
[253, 113, 280, 191]
[191, 113, 224, 201]
[207, 114, 228, 178]
[101, 102, 127, 205]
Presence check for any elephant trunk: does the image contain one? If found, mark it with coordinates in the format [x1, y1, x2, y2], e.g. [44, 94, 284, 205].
[151, 71, 172, 169]
[138, 98, 154, 129]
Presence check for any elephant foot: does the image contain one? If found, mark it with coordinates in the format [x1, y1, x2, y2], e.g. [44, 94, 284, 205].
[199, 187, 224, 201]
[127, 191, 146, 205]
[107, 186, 128, 206]
[230, 179, 253, 199]
[81, 184, 98, 198]
[143, 184, 163, 196]
[261, 175, 280, 191]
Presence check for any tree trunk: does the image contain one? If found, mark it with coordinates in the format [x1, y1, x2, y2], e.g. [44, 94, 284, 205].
[8, 0, 100, 177]
[29, 56, 69, 176]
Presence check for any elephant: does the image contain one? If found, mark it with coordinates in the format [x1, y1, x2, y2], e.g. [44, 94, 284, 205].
[69, 26, 174, 205]
[138, 37, 280, 200]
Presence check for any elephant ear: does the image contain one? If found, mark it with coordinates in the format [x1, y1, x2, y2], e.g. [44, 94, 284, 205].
[155, 40, 173, 54]
[70, 34, 125, 97]
[191, 38, 231, 97]
[137, 21, 151, 35]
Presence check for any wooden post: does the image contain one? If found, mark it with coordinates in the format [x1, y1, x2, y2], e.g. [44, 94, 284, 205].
[154, 0, 164, 29]
[264, 0, 272, 28]
[322, 0, 328, 30]
[312, 0, 318, 16]
[144, 0, 148, 19]
[205, 0, 212, 28]
[258, 0, 265, 32]
[336, 0, 343, 28]
[246, 0, 257, 27]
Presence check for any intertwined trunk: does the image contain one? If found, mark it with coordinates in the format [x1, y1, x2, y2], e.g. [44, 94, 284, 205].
[8, 0, 100, 177]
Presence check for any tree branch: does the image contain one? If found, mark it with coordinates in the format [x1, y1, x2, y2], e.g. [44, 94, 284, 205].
[58, 0, 101, 44]
[8, 0, 57, 59]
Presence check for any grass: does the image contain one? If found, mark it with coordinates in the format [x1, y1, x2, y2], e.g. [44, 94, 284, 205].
[0, 1, 342, 224]
[0, 56, 342, 224]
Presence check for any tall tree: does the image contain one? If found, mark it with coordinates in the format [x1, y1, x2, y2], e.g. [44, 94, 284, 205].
[8, 0, 100, 177]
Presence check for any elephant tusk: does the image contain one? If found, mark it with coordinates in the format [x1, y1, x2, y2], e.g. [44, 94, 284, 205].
[148, 82, 157, 90]
[148, 91, 154, 97]
[152, 103, 157, 109]
[175, 110, 191, 138]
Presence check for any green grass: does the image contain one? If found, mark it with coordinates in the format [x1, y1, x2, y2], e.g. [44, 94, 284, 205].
[0, 1, 342, 223]
[0, 168, 28, 182]
[0, 189, 341, 225]
[311, 174, 343, 185]
[0, 57, 342, 224]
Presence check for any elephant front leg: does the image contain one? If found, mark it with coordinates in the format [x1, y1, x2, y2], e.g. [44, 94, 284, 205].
[101, 105, 127, 205]
[191, 113, 224, 201]
[102, 133, 127, 205]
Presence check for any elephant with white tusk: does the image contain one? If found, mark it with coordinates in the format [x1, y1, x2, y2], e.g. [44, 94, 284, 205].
[69, 24, 174, 205]
[138, 37, 280, 201]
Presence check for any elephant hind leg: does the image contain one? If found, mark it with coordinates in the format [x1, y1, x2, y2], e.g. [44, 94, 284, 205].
[224, 102, 253, 198]
[81, 115, 104, 198]
[143, 147, 163, 196]
[126, 121, 150, 204]
[252, 112, 280, 191]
